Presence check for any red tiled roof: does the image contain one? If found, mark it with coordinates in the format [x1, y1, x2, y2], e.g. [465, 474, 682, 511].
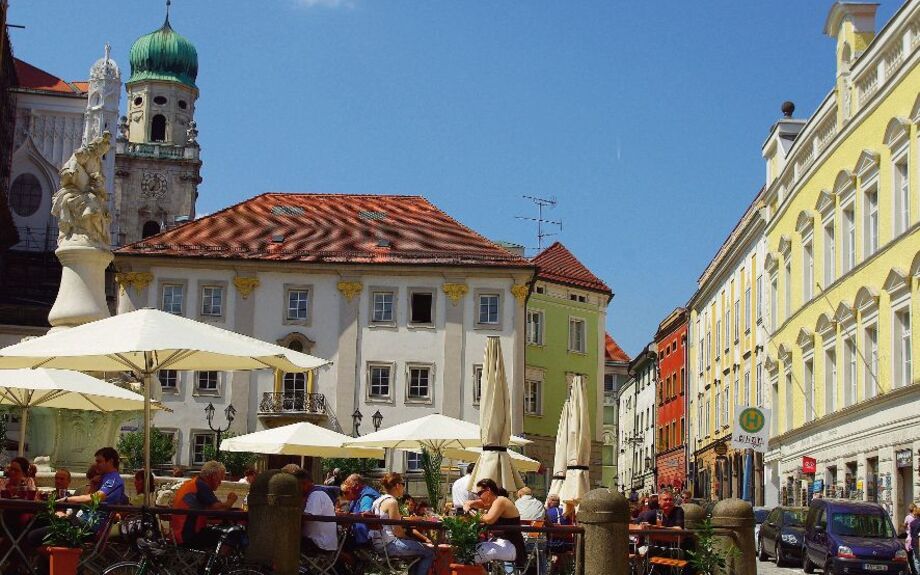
[605, 333, 630, 363]
[117, 193, 535, 269]
[531, 241, 611, 294]
[13, 59, 86, 96]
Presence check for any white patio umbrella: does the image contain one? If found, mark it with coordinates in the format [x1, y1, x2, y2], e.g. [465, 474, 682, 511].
[0, 368, 160, 456]
[0, 308, 328, 504]
[343, 413, 530, 452]
[469, 336, 523, 493]
[546, 398, 571, 499]
[436, 446, 541, 474]
[219, 421, 384, 459]
[558, 374, 591, 504]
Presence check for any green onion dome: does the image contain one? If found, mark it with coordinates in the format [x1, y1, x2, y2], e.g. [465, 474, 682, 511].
[128, 18, 197, 88]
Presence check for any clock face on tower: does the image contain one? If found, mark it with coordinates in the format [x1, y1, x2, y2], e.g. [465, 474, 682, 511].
[140, 171, 169, 199]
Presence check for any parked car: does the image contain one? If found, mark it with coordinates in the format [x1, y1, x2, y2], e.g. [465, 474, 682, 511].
[803, 499, 909, 575]
[757, 506, 807, 566]
[753, 506, 770, 552]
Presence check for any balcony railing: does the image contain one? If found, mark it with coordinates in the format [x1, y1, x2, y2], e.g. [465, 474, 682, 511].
[258, 391, 326, 416]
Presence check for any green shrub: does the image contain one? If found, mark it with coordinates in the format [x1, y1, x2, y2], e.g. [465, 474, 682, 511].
[203, 433, 259, 478]
[117, 427, 177, 472]
[442, 513, 485, 564]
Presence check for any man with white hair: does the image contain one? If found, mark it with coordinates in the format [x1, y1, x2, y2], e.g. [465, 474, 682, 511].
[514, 487, 546, 521]
[170, 460, 239, 548]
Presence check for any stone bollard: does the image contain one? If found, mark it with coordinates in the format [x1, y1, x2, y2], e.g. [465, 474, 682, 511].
[682, 502, 706, 529]
[579, 488, 629, 575]
[246, 470, 302, 575]
[711, 498, 756, 575]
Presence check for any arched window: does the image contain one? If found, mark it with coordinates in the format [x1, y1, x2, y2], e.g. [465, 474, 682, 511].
[151, 114, 167, 142]
[142, 221, 161, 238]
[9, 174, 42, 217]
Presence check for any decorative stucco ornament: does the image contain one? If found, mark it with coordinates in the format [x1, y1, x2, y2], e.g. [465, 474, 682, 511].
[511, 283, 529, 304]
[233, 276, 260, 299]
[140, 171, 169, 200]
[115, 271, 154, 293]
[337, 281, 363, 302]
[442, 283, 469, 304]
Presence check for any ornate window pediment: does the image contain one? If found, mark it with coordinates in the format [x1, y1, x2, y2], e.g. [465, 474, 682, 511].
[815, 190, 836, 216]
[882, 117, 910, 150]
[853, 150, 880, 179]
[764, 355, 777, 373]
[778, 235, 792, 256]
[276, 332, 316, 354]
[854, 286, 879, 314]
[797, 327, 815, 350]
[835, 302, 855, 325]
[777, 343, 791, 362]
[795, 210, 816, 234]
[833, 169, 856, 197]
[815, 313, 835, 338]
[883, 268, 909, 296]
[911, 251, 920, 278]
[765, 252, 781, 274]
[911, 93, 920, 125]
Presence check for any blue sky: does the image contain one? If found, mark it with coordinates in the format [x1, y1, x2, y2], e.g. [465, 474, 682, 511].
[10, 1, 900, 357]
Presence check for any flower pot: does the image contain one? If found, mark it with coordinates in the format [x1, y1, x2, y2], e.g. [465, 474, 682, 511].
[45, 546, 83, 575]
[449, 563, 486, 575]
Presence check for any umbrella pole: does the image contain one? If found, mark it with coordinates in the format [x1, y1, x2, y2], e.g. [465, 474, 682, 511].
[143, 367, 153, 507]
[17, 407, 28, 457]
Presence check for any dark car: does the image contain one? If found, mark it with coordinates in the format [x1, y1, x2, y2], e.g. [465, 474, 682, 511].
[803, 499, 909, 575]
[758, 506, 807, 566]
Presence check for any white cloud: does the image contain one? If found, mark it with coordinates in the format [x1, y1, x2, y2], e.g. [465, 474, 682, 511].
[296, 0, 355, 8]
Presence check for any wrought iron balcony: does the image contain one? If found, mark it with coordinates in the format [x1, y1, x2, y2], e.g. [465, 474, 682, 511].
[258, 391, 326, 417]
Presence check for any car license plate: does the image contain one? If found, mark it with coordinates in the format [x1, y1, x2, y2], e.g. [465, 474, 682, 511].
[865, 564, 887, 571]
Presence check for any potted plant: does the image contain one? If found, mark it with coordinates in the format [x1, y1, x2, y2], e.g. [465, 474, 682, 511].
[687, 518, 738, 575]
[442, 513, 486, 575]
[39, 493, 101, 575]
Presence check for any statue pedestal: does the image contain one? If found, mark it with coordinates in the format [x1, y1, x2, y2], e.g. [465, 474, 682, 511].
[48, 244, 113, 331]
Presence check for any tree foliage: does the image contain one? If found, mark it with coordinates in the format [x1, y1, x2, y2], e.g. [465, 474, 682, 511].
[117, 427, 177, 472]
[203, 433, 259, 479]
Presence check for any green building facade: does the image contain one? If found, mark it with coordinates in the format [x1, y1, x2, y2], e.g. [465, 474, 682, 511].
[522, 243, 611, 494]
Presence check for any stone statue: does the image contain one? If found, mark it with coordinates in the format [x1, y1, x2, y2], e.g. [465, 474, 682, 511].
[51, 131, 112, 249]
[117, 115, 129, 141]
[186, 120, 199, 146]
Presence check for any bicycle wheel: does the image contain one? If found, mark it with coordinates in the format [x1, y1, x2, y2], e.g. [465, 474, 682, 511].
[101, 562, 145, 575]
[221, 567, 269, 575]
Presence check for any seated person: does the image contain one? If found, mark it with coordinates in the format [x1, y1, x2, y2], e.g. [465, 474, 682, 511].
[0, 457, 37, 496]
[635, 493, 660, 525]
[463, 478, 526, 567]
[129, 470, 157, 506]
[238, 467, 256, 485]
[342, 473, 380, 548]
[637, 491, 685, 556]
[170, 460, 238, 549]
[289, 469, 337, 554]
[83, 464, 102, 496]
[371, 473, 434, 575]
[53, 468, 73, 498]
[515, 487, 546, 521]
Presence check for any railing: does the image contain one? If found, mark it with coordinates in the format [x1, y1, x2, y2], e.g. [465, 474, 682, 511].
[124, 142, 186, 159]
[258, 391, 326, 415]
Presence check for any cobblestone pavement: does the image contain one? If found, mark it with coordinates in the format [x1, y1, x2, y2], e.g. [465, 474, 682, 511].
[756, 557, 808, 575]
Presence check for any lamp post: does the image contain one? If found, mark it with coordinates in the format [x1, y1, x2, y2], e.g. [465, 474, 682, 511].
[372, 410, 383, 432]
[205, 402, 235, 452]
[352, 409, 363, 437]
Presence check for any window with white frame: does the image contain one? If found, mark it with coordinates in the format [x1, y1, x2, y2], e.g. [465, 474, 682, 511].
[743, 370, 750, 407]
[733, 297, 740, 342]
[823, 219, 835, 288]
[196, 371, 219, 394]
[697, 322, 704, 373]
[524, 379, 542, 415]
[755, 363, 763, 407]
[715, 383, 721, 428]
[844, 335, 857, 407]
[190, 432, 214, 466]
[368, 364, 393, 400]
[371, 291, 395, 323]
[158, 370, 178, 393]
[733, 371, 740, 407]
[472, 365, 483, 404]
[894, 159, 910, 236]
[697, 395, 704, 438]
[863, 186, 879, 257]
[200, 285, 224, 317]
[478, 293, 500, 325]
[802, 238, 814, 302]
[568, 318, 586, 353]
[784, 260, 792, 321]
[526, 310, 544, 345]
[893, 307, 911, 389]
[723, 303, 730, 351]
[162, 284, 184, 315]
[407, 365, 432, 402]
[744, 286, 751, 333]
[715, 319, 721, 356]
[722, 384, 729, 425]
[705, 329, 711, 367]
[864, 323, 878, 400]
[803, 357, 814, 423]
[604, 373, 615, 393]
[784, 368, 793, 432]
[756, 274, 763, 321]
[842, 204, 856, 274]
[405, 452, 423, 472]
[286, 288, 310, 321]
[824, 347, 836, 415]
[770, 276, 778, 331]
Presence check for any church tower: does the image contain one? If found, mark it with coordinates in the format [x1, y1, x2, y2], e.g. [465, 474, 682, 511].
[114, 8, 201, 246]
[83, 43, 121, 240]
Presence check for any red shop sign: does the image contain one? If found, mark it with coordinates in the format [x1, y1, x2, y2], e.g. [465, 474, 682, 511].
[802, 457, 817, 474]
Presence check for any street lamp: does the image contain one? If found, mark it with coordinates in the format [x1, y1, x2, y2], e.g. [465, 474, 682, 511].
[205, 402, 235, 451]
[352, 409, 363, 437]
[372, 410, 383, 432]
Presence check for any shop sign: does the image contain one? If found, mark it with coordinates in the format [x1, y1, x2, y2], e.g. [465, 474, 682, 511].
[731, 405, 771, 453]
[802, 456, 817, 474]
[812, 479, 824, 493]
[897, 449, 913, 469]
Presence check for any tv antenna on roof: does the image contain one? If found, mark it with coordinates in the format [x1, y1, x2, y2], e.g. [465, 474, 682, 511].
[516, 195, 561, 252]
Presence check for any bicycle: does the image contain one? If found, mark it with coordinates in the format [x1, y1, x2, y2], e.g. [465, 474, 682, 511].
[101, 524, 267, 575]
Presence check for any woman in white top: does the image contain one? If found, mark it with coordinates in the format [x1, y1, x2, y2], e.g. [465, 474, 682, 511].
[371, 472, 435, 575]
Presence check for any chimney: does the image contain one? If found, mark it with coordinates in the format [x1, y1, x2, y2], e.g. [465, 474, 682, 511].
[762, 101, 806, 187]
[824, 2, 879, 77]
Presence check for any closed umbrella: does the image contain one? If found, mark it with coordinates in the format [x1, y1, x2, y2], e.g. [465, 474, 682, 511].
[546, 398, 571, 499]
[469, 336, 523, 493]
[0, 308, 328, 504]
[220, 422, 383, 459]
[558, 374, 590, 504]
[0, 368, 159, 455]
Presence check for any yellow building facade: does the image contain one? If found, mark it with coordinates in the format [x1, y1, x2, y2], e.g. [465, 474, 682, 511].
[763, 2, 920, 517]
